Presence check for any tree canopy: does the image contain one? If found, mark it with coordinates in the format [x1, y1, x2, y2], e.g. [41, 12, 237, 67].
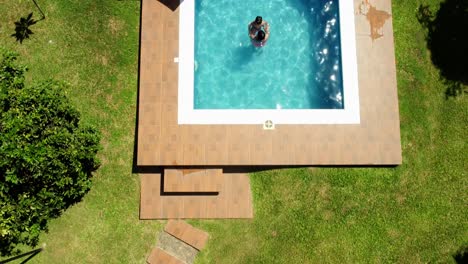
[0, 48, 101, 256]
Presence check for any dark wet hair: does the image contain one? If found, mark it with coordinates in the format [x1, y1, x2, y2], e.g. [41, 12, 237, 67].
[256, 30, 265, 41]
[255, 16, 262, 25]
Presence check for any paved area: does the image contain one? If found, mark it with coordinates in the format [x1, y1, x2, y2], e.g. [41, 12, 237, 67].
[137, 0, 402, 166]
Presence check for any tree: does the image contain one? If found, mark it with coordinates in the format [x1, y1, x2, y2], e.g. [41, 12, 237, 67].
[0, 48, 101, 256]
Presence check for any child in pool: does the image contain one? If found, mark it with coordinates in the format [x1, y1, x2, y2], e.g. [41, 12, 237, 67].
[252, 30, 268, 47]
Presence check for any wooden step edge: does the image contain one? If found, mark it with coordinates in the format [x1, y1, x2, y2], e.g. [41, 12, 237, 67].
[163, 168, 223, 177]
[163, 169, 222, 193]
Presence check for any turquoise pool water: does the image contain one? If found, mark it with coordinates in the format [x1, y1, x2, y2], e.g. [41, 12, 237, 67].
[194, 0, 343, 109]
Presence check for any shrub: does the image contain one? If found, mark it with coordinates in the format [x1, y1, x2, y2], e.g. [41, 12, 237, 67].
[0, 48, 101, 256]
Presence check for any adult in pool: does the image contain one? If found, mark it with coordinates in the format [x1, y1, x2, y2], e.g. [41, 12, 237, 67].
[249, 16, 270, 47]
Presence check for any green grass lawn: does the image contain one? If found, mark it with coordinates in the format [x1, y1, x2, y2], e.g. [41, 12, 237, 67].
[0, 0, 466, 263]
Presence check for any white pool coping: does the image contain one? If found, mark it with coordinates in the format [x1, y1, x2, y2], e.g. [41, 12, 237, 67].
[177, 0, 360, 125]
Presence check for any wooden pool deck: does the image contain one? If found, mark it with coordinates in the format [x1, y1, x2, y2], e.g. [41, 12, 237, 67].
[137, 0, 401, 219]
[137, 0, 401, 167]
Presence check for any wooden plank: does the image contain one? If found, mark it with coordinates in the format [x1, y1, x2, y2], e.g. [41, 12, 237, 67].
[140, 174, 162, 220]
[146, 247, 184, 264]
[164, 220, 209, 250]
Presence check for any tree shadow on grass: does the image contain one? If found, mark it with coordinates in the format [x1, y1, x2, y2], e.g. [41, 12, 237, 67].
[11, 0, 46, 44]
[0, 247, 43, 264]
[453, 245, 467, 264]
[11, 13, 38, 44]
[417, 0, 468, 98]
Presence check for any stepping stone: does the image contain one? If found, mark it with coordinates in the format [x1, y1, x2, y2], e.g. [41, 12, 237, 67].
[147, 247, 184, 264]
[163, 169, 222, 193]
[164, 220, 209, 250]
[157, 232, 198, 264]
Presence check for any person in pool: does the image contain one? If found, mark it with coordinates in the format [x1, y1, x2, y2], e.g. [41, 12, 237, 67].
[252, 29, 268, 47]
[249, 16, 270, 46]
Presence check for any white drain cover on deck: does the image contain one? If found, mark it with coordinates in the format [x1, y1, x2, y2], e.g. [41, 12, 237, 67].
[263, 120, 275, 130]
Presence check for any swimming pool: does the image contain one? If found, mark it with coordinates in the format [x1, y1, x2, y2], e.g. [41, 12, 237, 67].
[178, 0, 360, 124]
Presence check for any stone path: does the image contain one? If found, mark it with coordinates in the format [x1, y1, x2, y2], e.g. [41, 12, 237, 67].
[147, 220, 209, 264]
[157, 232, 198, 263]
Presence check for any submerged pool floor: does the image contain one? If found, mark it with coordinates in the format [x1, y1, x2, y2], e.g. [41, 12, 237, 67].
[194, 0, 343, 109]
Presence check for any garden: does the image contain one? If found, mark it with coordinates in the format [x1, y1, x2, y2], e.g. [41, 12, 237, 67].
[0, 0, 466, 263]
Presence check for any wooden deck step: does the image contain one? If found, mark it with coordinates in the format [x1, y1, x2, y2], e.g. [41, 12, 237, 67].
[164, 220, 209, 250]
[163, 169, 222, 192]
[140, 173, 254, 219]
[146, 248, 184, 264]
